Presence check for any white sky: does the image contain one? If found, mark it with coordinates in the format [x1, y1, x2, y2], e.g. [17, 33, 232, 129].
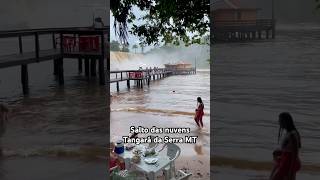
[110, 7, 155, 53]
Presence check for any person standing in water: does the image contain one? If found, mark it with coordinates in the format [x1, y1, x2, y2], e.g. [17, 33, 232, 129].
[270, 112, 301, 180]
[194, 97, 204, 128]
[0, 104, 9, 156]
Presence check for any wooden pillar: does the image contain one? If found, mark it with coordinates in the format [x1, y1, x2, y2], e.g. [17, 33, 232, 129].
[78, 58, 83, 73]
[140, 80, 143, 88]
[52, 33, 56, 49]
[127, 80, 130, 89]
[99, 57, 105, 85]
[258, 31, 262, 39]
[266, 30, 269, 39]
[53, 59, 58, 75]
[57, 58, 64, 85]
[35, 32, 40, 60]
[21, 64, 29, 95]
[116, 82, 119, 92]
[84, 58, 89, 77]
[153, 75, 155, 80]
[18, 36, 23, 54]
[90, 59, 96, 77]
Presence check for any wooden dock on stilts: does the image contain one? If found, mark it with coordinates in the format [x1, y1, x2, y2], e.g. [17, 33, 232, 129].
[213, 19, 276, 42]
[0, 27, 108, 95]
[0, 27, 197, 95]
[110, 67, 196, 92]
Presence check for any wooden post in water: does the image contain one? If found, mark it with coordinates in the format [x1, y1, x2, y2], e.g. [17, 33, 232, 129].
[90, 59, 96, 77]
[52, 33, 56, 49]
[78, 58, 83, 73]
[35, 32, 40, 60]
[53, 59, 58, 75]
[99, 57, 105, 85]
[57, 58, 64, 85]
[84, 58, 89, 77]
[18, 36, 23, 54]
[127, 80, 130, 89]
[116, 82, 119, 92]
[21, 64, 29, 95]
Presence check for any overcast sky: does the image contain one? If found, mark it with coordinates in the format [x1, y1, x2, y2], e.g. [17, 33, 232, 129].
[110, 7, 155, 53]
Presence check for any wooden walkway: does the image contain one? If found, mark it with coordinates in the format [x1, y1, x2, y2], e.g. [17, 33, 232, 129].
[0, 49, 61, 68]
[0, 27, 197, 95]
[213, 19, 276, 42]
[110, 68, 196, 92]
[0, 27, 108, 94]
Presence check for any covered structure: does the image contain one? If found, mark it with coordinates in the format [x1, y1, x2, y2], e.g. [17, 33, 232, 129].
[212, 0, 275, 41]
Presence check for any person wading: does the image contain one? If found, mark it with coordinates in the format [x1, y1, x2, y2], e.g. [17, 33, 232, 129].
[194, 97, 204, 129]
[270, 112, 301, 180]
[0, 104, 9, 156]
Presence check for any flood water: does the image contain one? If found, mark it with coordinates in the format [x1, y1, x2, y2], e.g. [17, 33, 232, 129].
[213, 25, 320, 178]
[110, 55, 210, 179]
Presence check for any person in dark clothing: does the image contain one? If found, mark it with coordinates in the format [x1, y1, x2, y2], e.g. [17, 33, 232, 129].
[270, 112, 301, 180]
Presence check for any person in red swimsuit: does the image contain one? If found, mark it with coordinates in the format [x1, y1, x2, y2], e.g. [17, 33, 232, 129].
[109, 142, 125, 172]
[194, 97, 204, 128]
[270, 112, 301, 180]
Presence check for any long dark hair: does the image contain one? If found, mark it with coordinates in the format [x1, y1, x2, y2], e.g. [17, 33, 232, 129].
[197, 97, 203, 105]
[278, 112, 301, 148]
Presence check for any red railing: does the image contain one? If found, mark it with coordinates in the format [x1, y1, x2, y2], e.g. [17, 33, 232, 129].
[58, 36, 101, 53]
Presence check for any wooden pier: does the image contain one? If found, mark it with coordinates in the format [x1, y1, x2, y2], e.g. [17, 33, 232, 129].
[110, 68, 196, 92]
[213, 19, 276, 42]
[0, 27, 109, 95]
[0, 27, 197, 95]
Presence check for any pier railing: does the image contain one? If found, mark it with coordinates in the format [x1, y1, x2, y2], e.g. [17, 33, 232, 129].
[214, 19, 274, 28]
[213, 19, 276, 41]
[0, 27, 109, 94]
[110, 68, 196, 91]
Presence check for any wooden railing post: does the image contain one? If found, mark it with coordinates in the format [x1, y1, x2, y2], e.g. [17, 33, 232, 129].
[59, 32, 64, 54]
[52, 33, 56, 49]
[18, 35, 23, 54]
[35, 32, 39, 60]
[21, 64, 29, 95]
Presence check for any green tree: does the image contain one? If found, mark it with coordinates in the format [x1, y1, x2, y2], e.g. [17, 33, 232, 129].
[122, 45, 130, 52]
[132, 44, 138, 53]
[111, 0, 209, 46]
[110, 40, 120, 51]
[140, 43, 145, 54]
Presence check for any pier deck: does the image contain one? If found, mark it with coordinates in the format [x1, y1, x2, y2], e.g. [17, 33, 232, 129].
[0, 49, 61, 68]
[110, 68, 196, 92]
[0, 27, 108, 94]
[0, 27, 196, 95]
